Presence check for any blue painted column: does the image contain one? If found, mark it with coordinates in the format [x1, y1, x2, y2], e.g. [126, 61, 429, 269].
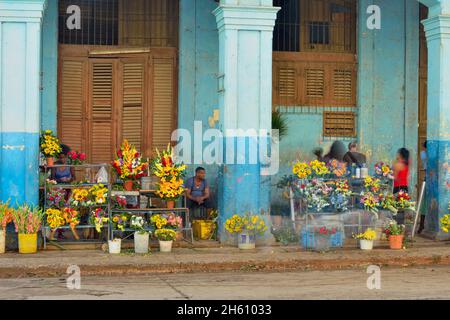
[421, 0, 450, 239]
[213, 0, 279, 243]
[0, 0, 47, 205]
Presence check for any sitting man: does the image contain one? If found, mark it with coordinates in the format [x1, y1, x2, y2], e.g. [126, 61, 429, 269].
[185, 167, 212, 219]
[343, 141, 367, 167]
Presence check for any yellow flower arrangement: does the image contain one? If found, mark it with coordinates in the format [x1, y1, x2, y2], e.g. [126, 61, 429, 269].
[353, 228, 377, 241]
[154, 228, 177, 241]
[225, 213, 268, 235]
[364, 177, 381, 193]
[292, 162, 312, 179]
[89, 184, 108, 204]
[70, 188, 90, 207]
[150, 214, 168, 229]
[440, 204, 450, 233]
[152, 145, 187, 200]
[309, 160, 330, 176]
[46, 208, 66, 230]
[40, 130, 62, 158]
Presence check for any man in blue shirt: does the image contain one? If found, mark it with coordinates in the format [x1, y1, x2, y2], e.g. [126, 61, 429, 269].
[185, 167, 212, 219]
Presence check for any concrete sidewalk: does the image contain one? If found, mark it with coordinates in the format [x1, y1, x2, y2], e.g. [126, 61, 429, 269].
[0, 238, 449, 278]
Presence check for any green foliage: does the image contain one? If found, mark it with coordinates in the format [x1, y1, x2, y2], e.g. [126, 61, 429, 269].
[272, 110, 288, 141]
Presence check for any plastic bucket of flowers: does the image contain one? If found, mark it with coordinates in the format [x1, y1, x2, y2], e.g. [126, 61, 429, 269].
[108, 238, 122, 254]
[11, 205, 45, 254]
[224, 213, 268, 250]
[353, 228, 377, 250]
[155, 229, 177, 253]
[130, 216, 149, 254]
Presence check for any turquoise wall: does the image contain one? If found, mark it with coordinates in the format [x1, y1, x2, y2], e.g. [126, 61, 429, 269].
[40, 0, 58, 132]
[178, 0, 220, 194]
[271, 0, 421, 213]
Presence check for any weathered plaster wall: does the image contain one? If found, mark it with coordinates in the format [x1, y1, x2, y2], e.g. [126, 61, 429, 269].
[272, 0, 421, 214]
[178, 0, 220, 196]
[40, 0, 58, 132]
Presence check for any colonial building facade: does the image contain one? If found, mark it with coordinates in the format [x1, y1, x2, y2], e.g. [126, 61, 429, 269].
[0, 0, 448, 239]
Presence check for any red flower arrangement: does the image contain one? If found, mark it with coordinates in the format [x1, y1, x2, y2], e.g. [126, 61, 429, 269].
[68, 151, 87, 165]
[316, 226, 337, 236]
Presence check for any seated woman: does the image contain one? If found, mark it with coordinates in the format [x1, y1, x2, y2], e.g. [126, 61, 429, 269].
[51, 144, 76, 184]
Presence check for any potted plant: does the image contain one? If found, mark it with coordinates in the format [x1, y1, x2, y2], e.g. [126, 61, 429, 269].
[224, 213, 268, 250]
[112, 140, 148, 191]
[11, 205, 45, 254]
[353, 228, 377, 250]
[152, 145, 186, 208]
[40, 130, 62, 166]
[0, 202, 12, 254]
[130, 215, 149, 254]
[154, 229, 177, 253]
[108, 238, 122, 254]
[384, 220, 405, 250]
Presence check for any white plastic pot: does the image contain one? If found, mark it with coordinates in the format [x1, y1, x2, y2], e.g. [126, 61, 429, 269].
[159, 240, 173, 253]
[360, 240, 374, 251]
[108, 239, 122, 254]
[0, 230, 5, 254]
[134, 232, 149, 254]
[238, 232, 256, 250]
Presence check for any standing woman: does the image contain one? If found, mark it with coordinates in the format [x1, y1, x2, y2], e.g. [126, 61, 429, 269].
[393, 148, 411, 194]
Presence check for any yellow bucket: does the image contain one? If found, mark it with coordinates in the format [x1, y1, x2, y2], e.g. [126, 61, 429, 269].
[18, 234, 38, 254]
[193, 220, 215, 240]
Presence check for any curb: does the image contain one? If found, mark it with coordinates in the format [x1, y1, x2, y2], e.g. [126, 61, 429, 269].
[1, 254, 449, 278]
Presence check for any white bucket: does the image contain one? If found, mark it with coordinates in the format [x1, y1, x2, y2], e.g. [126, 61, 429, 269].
[360, 240, 374, 250]
[108, 239, 122, 254]
[159, 240, 173, 253]
[0, 230, 5, 254]
[134, 232, 149, 254]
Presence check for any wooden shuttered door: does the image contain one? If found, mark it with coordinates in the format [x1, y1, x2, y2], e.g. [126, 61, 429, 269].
[58, 47, 177, 162]
[58, 59, 86, 153]
[152, 57, 176, 152]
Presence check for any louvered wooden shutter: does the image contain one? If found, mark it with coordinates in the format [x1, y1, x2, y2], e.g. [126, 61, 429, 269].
[323, 111, 356, 137]
[152, 57, 176, 152]
[59, 59, 86, 153]
[121, 61, 145, 151]
[306, 68, 325, 98]
[333, 69, 353, 100]
[90, 61, 115, 164]
[277, 67, 297, 105]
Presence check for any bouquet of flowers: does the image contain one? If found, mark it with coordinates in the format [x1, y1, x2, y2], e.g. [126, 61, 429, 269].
[364, 176, 381, 193]
[395, 191, 415, 210]
[40, 130, 62, 158]
[46, 208, 66, 230]
[374, 162, 394, 179]
[315, 226, 338, 236]
[0, 202, 13, 230]
[154, 229, 177, 241]
[62, 208, 80, 229]
[309, 160, 330, 177]
[11, 205, 45, 234]
[112, 140, 148, 181]
[353, 228, 377, 241]
[440, 203, 450, 233]
[327, 159, 347, 178]
[112, 195, 127, 209]
[150, 213, 183, 230]
[330, 180, 352, 212]
[112, 214, 129, 231]
[379, 193, 398, 214]
[130, 215, 147, 234]
[153, 145, 186, 200]
[360, 191, 380, 217]
[89, 184, 108, 205]
[90, 208, 109, 233]
[225, 213, 268, 235]
[150, 214, 168, 230]
[70, 188, 91, 207]
[46, 189, 67, 207]
[67, 151, 87, 165]
[384, 220, 405, 237]
[299, 179, 333, 212]
[292, 161, 312, 179]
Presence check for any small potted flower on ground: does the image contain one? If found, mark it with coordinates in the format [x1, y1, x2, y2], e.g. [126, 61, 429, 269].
[353, 228, 377, 250]
[0, 202, 13, 254]
[225, 213, 268, 250]
[130, 215, 149, 254]
[154, 229, 177, 253]
[384, 220, 405, 250]
[11, 205, 45, 254]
